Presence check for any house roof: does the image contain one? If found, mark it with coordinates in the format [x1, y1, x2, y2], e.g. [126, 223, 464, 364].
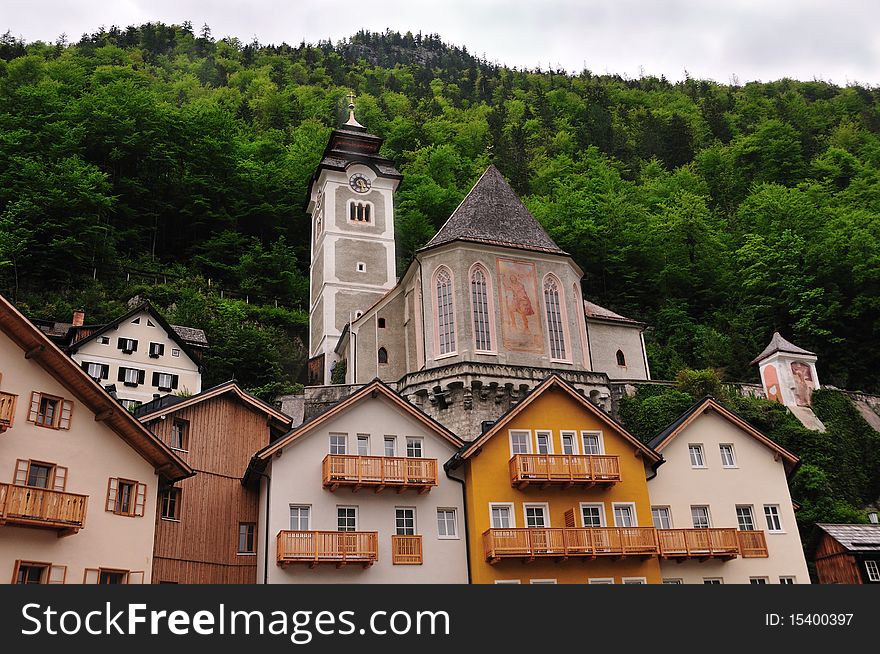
[647, 396, 800, 474]
[0, 294, 192, 482]
[253, 379, 463, 462]
[421, 165, 565, 255]
[815, 524, 880, 552]
[583, 300, 644, 327]
[135, 379, 292, 430]
[751, 331, 815, 365]
[455, 374, 662, 464]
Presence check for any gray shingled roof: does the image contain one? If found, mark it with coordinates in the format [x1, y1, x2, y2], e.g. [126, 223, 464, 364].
[172, 325, 208, 347]
[751, 331, 815, 365]
[817, 524, 880, 551]
[421, 165, 565, 254]
[584, 300, 643, 326]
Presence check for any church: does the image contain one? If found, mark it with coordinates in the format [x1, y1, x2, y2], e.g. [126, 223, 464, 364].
[304, 99, 650, 439]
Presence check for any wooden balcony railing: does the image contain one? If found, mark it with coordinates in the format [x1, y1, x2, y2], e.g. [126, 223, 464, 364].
[0, 391, 17, 432]
[658, 529, 740, 560]
[392, 534, 423, 565]
[483, 527, 658, 563]
[276, 530, 379, 568]
[0, 483, 87, 536]
[509, 454, 621, 488]
[322, 455, 438, 493]
[737, 530, 769, 558]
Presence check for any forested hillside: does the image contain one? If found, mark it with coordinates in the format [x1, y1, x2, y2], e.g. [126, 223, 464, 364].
[1, 23, 879, 394]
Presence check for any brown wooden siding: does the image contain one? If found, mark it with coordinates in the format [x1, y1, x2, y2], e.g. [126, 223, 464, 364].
[152, 558, 255, 584]
[814, 531, 862, 584]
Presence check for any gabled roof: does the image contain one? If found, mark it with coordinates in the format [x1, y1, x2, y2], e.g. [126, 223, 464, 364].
[647, 396, 799, 474]
[253, 379, 463, 462]
[751, 331, 815, 365]
[66, 302, 204, 363]
[0, 294, 192, 482]
[584, 300, 644, 327]
[421, 165, 565, 255]
[135, 380, 291, 430]
[455, 374, 661, 463]
[815, 524, 880, 552]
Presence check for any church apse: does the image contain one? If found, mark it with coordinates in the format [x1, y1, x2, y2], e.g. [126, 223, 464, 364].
[497, 258, 544, 354]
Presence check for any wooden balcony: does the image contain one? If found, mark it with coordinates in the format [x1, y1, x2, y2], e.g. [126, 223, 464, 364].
[0, 391, 16, 432]
[276, 530, 379, 568]
[392, 535, 423, 565]
[658, 529, 740, 560]
[737, 530, 769, 558]
[509, 454, 621, 489]
[0, 483, 87, 536]
[483, 527, 658, 563]
[322, 454, 438, 493]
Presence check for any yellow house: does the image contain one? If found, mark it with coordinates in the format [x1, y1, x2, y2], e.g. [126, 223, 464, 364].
[449, 375, 664, 584]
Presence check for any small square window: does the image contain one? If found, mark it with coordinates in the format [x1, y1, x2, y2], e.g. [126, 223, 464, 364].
[378, 318, 386, 328]
[99, 336, 110, 345]
[160, 487, 181, 520]
[356, 262, 366, 273]
[238, 523, 256, 554]
[171, 349, 180, 357]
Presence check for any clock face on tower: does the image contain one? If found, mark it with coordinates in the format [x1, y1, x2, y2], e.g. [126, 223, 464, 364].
[349, 173, 371, 193]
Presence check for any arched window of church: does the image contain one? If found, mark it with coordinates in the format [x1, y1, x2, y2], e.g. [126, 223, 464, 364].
[543, 275, 567, 361]
[378, 347, 388, 365]
[434, 267, 457, 356]
[470, 265, 493, 352]
[616, 349, 626, 366]
[348, 201, 373, 223]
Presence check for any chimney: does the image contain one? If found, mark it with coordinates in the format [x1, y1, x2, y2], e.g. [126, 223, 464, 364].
[72, 309, 85, 327]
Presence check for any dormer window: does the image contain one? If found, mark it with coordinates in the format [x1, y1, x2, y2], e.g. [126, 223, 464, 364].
[348, 200, 373, 223]
[117, 338, 137, 354]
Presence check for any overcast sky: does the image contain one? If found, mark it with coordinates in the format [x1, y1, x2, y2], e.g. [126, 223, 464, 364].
[5, 0, 879, 85]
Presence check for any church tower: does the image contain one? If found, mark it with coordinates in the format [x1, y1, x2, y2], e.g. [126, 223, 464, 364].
[305, 95, 401, 384]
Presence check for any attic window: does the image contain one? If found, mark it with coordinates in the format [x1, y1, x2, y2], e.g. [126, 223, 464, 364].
[147, 320, 155, 327]
[99, 337, 110, 345]
[131, 318, 140, 325]
[356, 262, 366, 273]
[616, 350, 626, 366]
[378, 318, 386, 329]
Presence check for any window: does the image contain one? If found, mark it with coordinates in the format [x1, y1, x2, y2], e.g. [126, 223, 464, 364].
[26, 463, 53, 489]
[406, 437, 423, 458]
[530, 579, 557, 584]
[535, 431, 552, 454]
[779, 577, 796, 584]
[356, 262, 366, 273]
[383, 436, 396, 457]
[171, 349, 180, 357]
[131, 318, 141, 325]
[13, 561, 66, 584]
[377, 317, 387, 329]
[561, 432, 576, 455]
[170, 419, 189, 451]
[509, 431, 531, 456]
[120, 399, 141, 411]
[588, 578, 614, 584]
[434, 267, 456, 356]
[495, 580, 521, 584]
[357, 434, 369, 456]
[691, 506, 711, 529]
[117, 338, 137, 353]
[149, 342, 165, 358]
[764, 505, 783, 532]
[581, 431, 603, 455]
[395, 507, 416, 535]
[613, 503, 636, 527]
[99, 336, 110, 345]
[99, 570, 128, 584]
[329, 433, 347, 455]
[437, 509, 458, 538]
[83, 361, 109, 381]
[622, 577, 647, 584]
[377, 347, 388, 365]
[616, 349, 626, 366]
[663, 579, 683, 585]
[289, 505, 311, 531]
[736, 506, 756, 531]
[865, 561, 880, 582]
[152, 371, 178, 391]
[581, 504, 605, 528]
[652, 507, 672, 529]
[119, 367, 145, 387]
[160, 488, 181, 520]
[13, 459, 66, 491]
[337, 506, 358, 532]
[869, 512, 878, 524]
[524, 504, 548, 529]
[703, 578, 723, 585]
[543, 275, 567, 360]
[29, 392, 74, 430]
[749, 577, 769, 585]
[238, 523, 256, 554]
[490, 504, 514, 529]
[147, 320, 155, 327]
[349, 201, 372, 223]
[719, 444, 736, 467]
[82, 568, 143, 584]
[688, 444, 706, 468]
[106, 478, 146, 517]
[470, 265, 493, 352]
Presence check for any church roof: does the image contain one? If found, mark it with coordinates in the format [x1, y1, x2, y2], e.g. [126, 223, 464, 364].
[421, 165, 565, 255]
[750, 331, 816, 365]
[584, 300, 644, 326]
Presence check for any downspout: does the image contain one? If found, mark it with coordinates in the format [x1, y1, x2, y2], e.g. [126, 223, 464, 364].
[444, 456, 472, 584]
[584, 317, 594, 371]
[249, 468, 272, 585]
[640, 329, 651, 380]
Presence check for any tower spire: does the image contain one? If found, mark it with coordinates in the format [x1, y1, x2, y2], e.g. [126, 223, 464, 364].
[344, 89, 364, 128]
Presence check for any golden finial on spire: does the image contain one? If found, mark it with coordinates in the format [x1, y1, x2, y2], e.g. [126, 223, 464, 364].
[344, 89, 364, 128]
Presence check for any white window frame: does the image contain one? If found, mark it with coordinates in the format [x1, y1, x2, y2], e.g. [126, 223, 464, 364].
[691, 505, 711, 529]
[542, 273, 570, 363]
[494, 580, 521, 584]
[523, 503, 550, 529]
[329, 433, 348, 455]
[383, 436, 396, 457]
[749, 577, 769, 585]
[719, 443, 737, 468]
[588, 578, 614, 584]
[356, 434, 370, 456]
[171, 348, 180, 357]
[864, 561, 879, 582]
[663, 579, 683, 585]
[289, 505, 311, 531]
[580, 430, 604, 455]
[123, 368, 140, 385]
[779, 576, 797, 584]
[469, 263, 496, 354]
[509, 430, 532, 457]
[406, 437, 424, 459]
[356, 261, 366, 273]
[86, 362, 104, 380]
[394, 507, 416, 536]
[489, 503, 515, 529]
[529, 579, 557, 584]
[535, 430, 553, 455]
[622, 577, 647, 584]
[337, 506, 358, 532]
[651, 506, 672, 529]
[612, 502, 638, 528]
[764, 505, 783, 533]
[156, 372, 173, 390]
[580, 502, 606, 528]
[560, 431, 578, 455]
[689, 444, 706, 468]
[703, 578, 723, 585]
[736, 505, 756, 531]
[436, 508, 459, 540]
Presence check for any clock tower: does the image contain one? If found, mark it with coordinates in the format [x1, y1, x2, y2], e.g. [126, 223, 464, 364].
[305, 95, 401, 384]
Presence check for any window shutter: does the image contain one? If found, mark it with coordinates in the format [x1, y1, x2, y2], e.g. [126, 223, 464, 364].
[83, 568, 100, 584]
[564, 509, 576, 528]
[138, 370, 145, 385]
[14, 459, 29, 486]
[118, 368, 126, 382]
[131, 340, 138, 352]
[53, 466, 68, 492]
[80, 361, 89, 372]
[58, 400, 73, 430]
[102, 364, 109, 379]
[171, 375, 179, 390]
[106, 478, 118, 512]
[152, 372, 159, 387]
[134, 483, 147, 517]
[128, 571, 145, 585]
[159, 344, 165, 355]
[48, 565, 67, 584]
[27, 391, 40, 423]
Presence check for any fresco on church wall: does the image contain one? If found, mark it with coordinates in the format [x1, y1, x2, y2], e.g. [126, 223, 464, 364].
[496, 258, 544, 353]
[791, 361, 815, 406]
[762, 364, 782, 404]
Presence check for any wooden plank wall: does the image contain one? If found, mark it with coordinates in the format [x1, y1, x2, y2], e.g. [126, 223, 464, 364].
[814, 531, 862, 584]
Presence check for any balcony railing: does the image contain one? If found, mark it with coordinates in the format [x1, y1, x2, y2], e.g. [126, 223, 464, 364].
[657, 529, 740, 560]
[0, 483, 87, 535]
[509, 454, 621, 488]
[737, 530, 769, 558]
[392, 534, 423, 565]
[322, 455, 438, 493]
[276, 530, 379, 568]
[0, 391, 16, 432]
[483, 527, 658, 563]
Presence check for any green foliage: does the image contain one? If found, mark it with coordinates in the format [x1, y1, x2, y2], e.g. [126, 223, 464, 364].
[618, 386, 696, 442]
[330, 359, 347, 385]
[674, 368, 727, 400]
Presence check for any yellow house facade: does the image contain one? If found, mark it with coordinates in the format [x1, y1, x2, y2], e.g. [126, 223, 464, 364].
[451, 375, 664, 584]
